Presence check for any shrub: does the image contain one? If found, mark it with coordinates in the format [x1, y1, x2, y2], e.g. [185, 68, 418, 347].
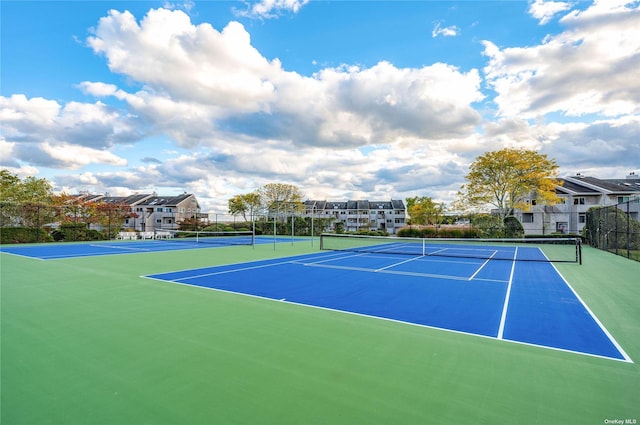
[0, 227, 51, 244]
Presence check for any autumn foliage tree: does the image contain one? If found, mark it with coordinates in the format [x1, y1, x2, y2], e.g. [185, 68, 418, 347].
[258, 183, 304, 216]
[456, 148, 560, 231]
[406, 196, 445, 226]
[228, 192, 262, 223]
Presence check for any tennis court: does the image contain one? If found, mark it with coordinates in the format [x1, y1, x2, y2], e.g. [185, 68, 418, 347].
[145, 238, 629, 362]
[0, 231, 284, 260]
[2, 235, 639, 424]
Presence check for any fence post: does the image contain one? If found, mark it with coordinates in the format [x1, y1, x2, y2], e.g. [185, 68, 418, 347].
[626, 200, 631, 259]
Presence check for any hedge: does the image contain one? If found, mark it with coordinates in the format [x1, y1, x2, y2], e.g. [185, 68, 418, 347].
[0, 227, 52, 244]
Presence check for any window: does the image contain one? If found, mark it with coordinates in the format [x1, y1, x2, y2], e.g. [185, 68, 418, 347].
[618, 196, 630, 203]
[579, 213, 586, 224]
[522, 213, 534, 223]
[156, 207, 163, 212]
[156, 219, 161, 224]
[573, 197, 585, 205]
[557, 197, 567, 204]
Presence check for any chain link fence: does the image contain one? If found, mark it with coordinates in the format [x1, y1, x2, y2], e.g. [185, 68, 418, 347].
[0, 203, 338, 244]
[1, 202, 132, 243]
[584, 198, 640, 262]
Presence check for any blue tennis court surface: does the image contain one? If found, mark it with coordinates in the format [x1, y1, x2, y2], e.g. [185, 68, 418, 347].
[146, 250, 631, 362]
[0, 236, 284, 260]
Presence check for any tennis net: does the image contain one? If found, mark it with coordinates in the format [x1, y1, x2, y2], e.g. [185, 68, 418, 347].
[319, 233, 582, 264]
[155, 230, 254, 246]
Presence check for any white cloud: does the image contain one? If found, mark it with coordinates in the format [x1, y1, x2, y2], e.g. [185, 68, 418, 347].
[84, 9, 483, 149]
[0, 94, 145, 169]
[432, 22, 460, 38]
[484, 0, 640, 119]
[528, 0, 573, 25]
[235, 0, 310, 19]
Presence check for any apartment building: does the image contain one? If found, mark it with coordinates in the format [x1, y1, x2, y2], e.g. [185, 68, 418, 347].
[513, 172, 640, 235]
[73, 192, 204, 232]
[303, 199, 406, 234]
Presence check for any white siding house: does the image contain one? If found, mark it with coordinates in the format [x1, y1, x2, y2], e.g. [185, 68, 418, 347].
[514, 173, 640, 235]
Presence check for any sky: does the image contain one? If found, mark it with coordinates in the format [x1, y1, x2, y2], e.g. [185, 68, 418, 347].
[1, 0, 639, 213]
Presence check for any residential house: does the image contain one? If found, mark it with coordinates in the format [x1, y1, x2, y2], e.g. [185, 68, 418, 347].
[514, 172, 640, 235]
[303, 199, 406, 234]
[71, 192, 204, 233]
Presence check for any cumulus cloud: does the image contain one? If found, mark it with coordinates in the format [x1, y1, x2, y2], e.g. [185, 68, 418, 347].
[484, 0, 640, 119]
[0, 94, 145, 167]
[83, 9, 483, 150]
[528, 0, 573, 25]
[543, 115, 640, 169]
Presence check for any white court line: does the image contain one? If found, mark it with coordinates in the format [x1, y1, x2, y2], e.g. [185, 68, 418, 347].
[497, 247, 518, 340]
[167, 251, 365, 282]
[89, 244, 151, 252]
[296, 261, 472, 281]
[171, 258, 307, 281]
[375, 255, 423, 272]
[467, 251, 498, 281]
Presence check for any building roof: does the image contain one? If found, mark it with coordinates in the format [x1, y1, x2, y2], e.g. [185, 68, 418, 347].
[562, 174, 640, 195]
[72, 193, 198, 207]
[137, 194, 197, 207]
[304, 199, 405, 210]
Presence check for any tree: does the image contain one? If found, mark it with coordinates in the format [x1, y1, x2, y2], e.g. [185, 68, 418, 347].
[406, 196, 445, 226]
[1, 169, 55, 227]
[258, 183, 304, 217]
[228, 192, 262, 223]
[456, 148, 560, 230]
[1, 169, 53, 204]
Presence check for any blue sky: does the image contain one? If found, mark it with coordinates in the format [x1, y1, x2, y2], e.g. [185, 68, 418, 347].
[1, 0, 639, 212]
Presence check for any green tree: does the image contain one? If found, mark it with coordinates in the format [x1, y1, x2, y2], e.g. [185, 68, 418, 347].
[1, 169, 54, 204]
[456, 148, 560, 230]
[0, 169, 22, 202]
[258, 183, 304, 217]
[0, 169, 55, 227]
[228, 192, 262, 223]
[406, 196, 445, 226]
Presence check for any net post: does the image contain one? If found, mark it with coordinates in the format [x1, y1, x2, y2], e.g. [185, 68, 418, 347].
[578, 238, 582, 265]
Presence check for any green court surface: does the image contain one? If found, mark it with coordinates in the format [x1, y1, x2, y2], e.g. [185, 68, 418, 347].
[1, 241, 639, 424]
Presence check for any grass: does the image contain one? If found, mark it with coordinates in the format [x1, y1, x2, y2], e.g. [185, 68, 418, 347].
[1, 242, 640, 424]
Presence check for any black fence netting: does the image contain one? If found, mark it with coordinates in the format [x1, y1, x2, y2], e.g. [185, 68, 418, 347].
[584, 198, 640, 262]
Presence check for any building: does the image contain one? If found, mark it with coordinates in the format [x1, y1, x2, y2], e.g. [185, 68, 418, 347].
[71, 192, 204, 233]
[513, 172, 640, 235]
[125, 193, 203, 232]
[303, 199, 406, 234]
